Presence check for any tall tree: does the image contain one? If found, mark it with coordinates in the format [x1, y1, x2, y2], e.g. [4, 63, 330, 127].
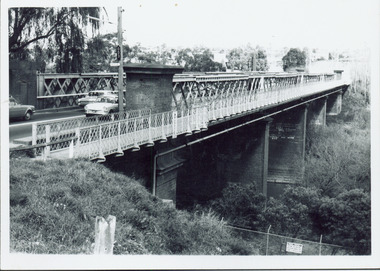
[9, 7, 100, 72]
[282, 48, 306, 72]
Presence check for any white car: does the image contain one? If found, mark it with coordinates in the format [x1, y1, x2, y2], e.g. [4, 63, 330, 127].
[9, 96, 35, 121]
[84, 96, 126, 116]
[78, 90, 118, 107]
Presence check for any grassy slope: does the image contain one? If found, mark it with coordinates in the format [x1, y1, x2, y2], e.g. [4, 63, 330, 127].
[9, 157, 254, 255]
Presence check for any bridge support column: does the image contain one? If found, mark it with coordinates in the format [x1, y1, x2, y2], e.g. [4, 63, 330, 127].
[326, 91, 342, 116]
[308, 98, 327, 127]
[245, 118, 272, 196]
[214, 118, 272, 197]
[154, 139, 186, 205]
[267, 106, 308, 197]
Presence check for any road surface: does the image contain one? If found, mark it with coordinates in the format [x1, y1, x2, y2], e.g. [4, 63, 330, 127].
[9, 108, 84, 145]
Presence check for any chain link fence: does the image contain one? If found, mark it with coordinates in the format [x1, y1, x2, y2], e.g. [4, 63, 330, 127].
[227, 225, 349, 256]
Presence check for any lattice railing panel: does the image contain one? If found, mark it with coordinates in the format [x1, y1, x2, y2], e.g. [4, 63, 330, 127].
[37, 73, 127, 109]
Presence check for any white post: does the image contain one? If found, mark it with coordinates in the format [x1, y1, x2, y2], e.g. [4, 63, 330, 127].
[319, 234, 323, 256]
[266, 225, 271, 256]
[32, 123, 37, 145]
[94, 215, 116, 254]
[69, 140, 74, 158]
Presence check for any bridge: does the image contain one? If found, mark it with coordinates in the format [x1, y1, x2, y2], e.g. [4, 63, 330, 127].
[15, 64, 350, 204]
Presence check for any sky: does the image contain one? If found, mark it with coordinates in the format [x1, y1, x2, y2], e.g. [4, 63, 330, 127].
[97, 0, 378, 51]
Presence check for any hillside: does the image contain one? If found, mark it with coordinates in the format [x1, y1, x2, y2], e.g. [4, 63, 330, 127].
[9, 156, 254, 255]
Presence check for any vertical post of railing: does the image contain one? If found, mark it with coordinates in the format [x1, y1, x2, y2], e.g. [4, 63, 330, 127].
[186, 109, 192, 135]
[97, 125, 105, 161]
[74, 127, 80, 158]
[117, 121, 122, 154]
[319, 235, 323, 256]
[69, 139, 74, 158]
[45, 125, 50, 157]
[172, 111, 177, 138]
[266, 225, 271, 256]
[32, 123, 37, 145]
[201, 106, 208, 130]
[260, 76, 265, 107]
[160, 113, 167, 142]
[211, 101, 216, 121]
[148, 114, 153, 146]
[195, 107, 200, 132]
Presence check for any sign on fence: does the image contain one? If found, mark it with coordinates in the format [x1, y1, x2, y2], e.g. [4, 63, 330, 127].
[286, 242, 303, 254]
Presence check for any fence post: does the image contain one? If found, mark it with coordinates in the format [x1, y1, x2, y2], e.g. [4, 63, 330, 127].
[319, 234, 323, 256]
[94, 215, 116, 255]
[266, 225, 271, 256]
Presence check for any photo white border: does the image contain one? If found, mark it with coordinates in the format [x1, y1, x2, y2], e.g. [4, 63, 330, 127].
[1, 0, 380, 269]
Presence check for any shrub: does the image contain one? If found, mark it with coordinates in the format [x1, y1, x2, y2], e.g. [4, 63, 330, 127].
[315, 189, 371, 255]
[208, 183, 266, 230]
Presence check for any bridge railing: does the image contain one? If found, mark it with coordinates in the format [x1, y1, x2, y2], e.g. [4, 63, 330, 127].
[32, 108, 151, 153]
[33, 74, 346, 160]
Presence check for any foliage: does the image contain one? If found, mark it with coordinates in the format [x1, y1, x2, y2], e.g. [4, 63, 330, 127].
[83, 33, 118, 72]
[10, 158, 253, 255]
[315, 189, 371, 254]
[226, 44, 268, 71]
[174, 47, 225, 72]
[282, 48, 306, 71]
[208, 183, 266, 230]
[264, 186, 321, 239]
[305, 93, 370, 197]
[9, 7, 100, 72]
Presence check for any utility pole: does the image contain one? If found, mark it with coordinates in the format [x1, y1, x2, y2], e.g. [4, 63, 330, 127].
[117, 7, 124, 113]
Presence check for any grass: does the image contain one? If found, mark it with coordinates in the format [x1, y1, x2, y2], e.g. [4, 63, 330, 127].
[9, 156, 254, 255]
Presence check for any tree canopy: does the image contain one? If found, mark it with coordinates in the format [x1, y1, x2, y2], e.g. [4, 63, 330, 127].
[282, 48, 306, 72]
[9, 7, 100, 72]
[226, 45, 268, 72]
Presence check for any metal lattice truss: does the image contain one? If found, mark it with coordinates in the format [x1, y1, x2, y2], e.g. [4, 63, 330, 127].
[37, 73, 127, 108]
[171, 73, 336, 111]
[32, 73, 346, 161]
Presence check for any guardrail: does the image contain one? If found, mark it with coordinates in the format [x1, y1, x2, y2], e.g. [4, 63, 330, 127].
[21, 74, 347, 161]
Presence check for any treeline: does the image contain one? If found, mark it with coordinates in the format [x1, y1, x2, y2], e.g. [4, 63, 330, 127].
[81, 34, 270, 73]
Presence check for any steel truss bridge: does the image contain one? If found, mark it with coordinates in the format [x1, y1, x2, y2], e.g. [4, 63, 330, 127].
[31, 72, 349, 161]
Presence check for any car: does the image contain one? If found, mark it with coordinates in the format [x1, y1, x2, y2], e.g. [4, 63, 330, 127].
[9, 96, 35, 121]
[84, 95, 126, 116]
[78, 90, 119, 107]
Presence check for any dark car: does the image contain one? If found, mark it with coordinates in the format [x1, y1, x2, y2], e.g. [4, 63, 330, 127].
[9, 96, 35, 121]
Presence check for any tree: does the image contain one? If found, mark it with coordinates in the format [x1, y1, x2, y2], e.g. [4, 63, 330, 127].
[83, 34, 116, 72]
[175, 48, 194, 71]
[175, 47, 223, 72]
[282, 48, 306, 72]
[226, 45, 268, 72]
[9, 7, 100, 72]
[315, 189, 371, 254]
[264, 186, 321, 239]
